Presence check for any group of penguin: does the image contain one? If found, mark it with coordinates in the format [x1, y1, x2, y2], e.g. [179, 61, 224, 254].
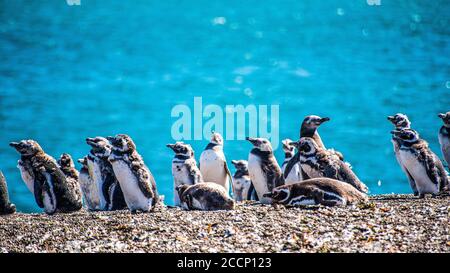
[0, 112, 449, 215]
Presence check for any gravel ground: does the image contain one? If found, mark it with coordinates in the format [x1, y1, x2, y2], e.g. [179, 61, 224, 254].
[0, 194, 449, 253]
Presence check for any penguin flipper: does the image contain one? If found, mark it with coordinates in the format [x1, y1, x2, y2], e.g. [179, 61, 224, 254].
[283, 153, 300, 179]
[403, 168, 418, 195]
[33, 179, 45, 208]
[224, 161, 233, 183]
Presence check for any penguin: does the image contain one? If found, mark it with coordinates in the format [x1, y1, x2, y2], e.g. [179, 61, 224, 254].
[77, 157, 101, 211]
[85, 137, 127, 211]
[263, 178, 368, 207]
[387, 113, 418, 195]
[291, 137, 369, 193]
[391, 129, 449, 197]
[299, 115, 330, 149]
[199, 132, 232, 194]
[281, 139, 302, 184]
[246, 137, 284, 204]
[176, 182, 235, 211]
[0, 171, 16, 215]
[57, 153, 83, 207]
[107, 134, 159, 212]
[230, 160, 252, 201]
[10, 140, 82, 214]
[167, 142, 204, 206]
[438, 112, 450, 170]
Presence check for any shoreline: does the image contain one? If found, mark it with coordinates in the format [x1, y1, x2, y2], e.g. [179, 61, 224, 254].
[0, 194, 449, 253]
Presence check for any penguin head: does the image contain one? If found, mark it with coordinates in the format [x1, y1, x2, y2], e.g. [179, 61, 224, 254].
[263, 187, 290, 203]
[58, 153, 75, 169]
[9, 140, 43, 156]
[438, 112, 450, 126]
[231, 160, 248, 171]
[391, 129, 420, 144]
[246, 137, 273, 152]
[302, 115, 330, 130]
[166, 142, 194, 157]
[281, 139, 296, 154]
[107, 134, 136, 153]
[86, 137, 112, 157]
[210, 132, 224, 145]
[387, 113, 411, 129]
[291, 137, 319, 156]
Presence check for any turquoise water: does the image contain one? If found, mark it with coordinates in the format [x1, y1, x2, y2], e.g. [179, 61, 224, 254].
[0, 0, 449, 212]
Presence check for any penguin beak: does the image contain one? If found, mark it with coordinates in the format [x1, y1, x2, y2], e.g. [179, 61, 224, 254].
[86, 137, 95, 144]
[387, 116, 395, 122]
[9, 142, 20, 148]
[106, 136, 115, 142]
[246, 137, 259, 146]
[319, 117, 330, 124]
[438, 113, 446, 119]
[166, 144, 176, 151]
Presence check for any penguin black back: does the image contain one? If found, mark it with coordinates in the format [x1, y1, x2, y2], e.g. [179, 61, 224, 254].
[0, 171, 16, 215]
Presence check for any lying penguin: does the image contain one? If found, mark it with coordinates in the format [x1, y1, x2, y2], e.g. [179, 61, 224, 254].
[281, 139, 302, 184]
[391, 129, 449, 197]
[263, 178, 368, 207]
[230, 160, 252, 201]
[107, 134, 159, 213]
[77, 157, 101, 211]
[0, 171, 16, 215]
[438, 112, 450, 170]
[10, 140, 82, 214]
[176, 183, 235, 211]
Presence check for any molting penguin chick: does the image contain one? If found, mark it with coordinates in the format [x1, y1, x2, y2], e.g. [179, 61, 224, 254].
[281, 139, 302, 184]
[263, 178, 368, 207]
[107, 134, 159, 212]
[0, 171, 16, 215]
[10, 140, 82, 214]
[438, 112, 450, 170]
[291, 137, 368, 193]
[391, 129, 449, 197]
[199, 132, 232, 194]
[167, 142, 204, 206]
[230, 160, 252, 201]
[85, 137, 127, 211]
[176, 183, 235, 211]
[57, 153, 83, 208]
[246, 137, 284, 204]
[77, 157, 100, 210]
[387, 113, 411, 130]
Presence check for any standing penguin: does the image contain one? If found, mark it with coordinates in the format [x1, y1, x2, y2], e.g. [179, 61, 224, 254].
[167, 142, 204, 206]
[107, 134, 159, 213]
[246, 137, 284, 204]
[299, 115, 330, 149]
[85, 137, 127, 211]
[10, 140, 82, 214]
[438, 112, 450, 170]
[77, 157, 100, 210]
[176, 183, 235, 211]
[391, 129, 448, 197]
[199, 132, 232, 194]
[0, 171, 16, 215]
[291, 138, 368, 193]
[281, 139, 302, 184]
[230, 160, 252, 201]
[58, 153, 83, 208]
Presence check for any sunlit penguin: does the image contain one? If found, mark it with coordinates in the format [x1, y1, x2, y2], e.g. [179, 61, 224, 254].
[438, 112, 450, 170]
[246, 137, 284, 204]
[85, 137, 127, 211]
[199, 132, 232, 194]
[167, 142, 204, 206]
[107, 134, 159, 212]
[387, 113, 418, 195]
[281, 139, 302, 184]
[77, 157, 100, 210]
[299, 115, 331, 149]
[176, 183, 235, 211]
[230, 160, 252, 201]
[291, 138, 368, 193]
[263, 178, 368, 207]
[0, 171, 16, 215]
[10, 140, 82, 214]
[57, 153, 83, 207]
[391, 129, 448, 197]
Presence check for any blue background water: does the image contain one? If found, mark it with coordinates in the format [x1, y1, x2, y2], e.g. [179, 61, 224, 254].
[0, 0, 448, 212]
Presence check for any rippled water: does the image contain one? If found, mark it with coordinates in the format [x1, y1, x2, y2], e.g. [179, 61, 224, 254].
[0, 0, 449, 212]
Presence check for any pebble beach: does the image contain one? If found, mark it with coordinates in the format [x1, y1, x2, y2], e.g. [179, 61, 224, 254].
[1, 194, 448, 253]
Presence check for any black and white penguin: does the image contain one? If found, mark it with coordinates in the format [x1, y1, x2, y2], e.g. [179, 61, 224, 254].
[387, 113, 418, 195]
[438, 112, 450, 170]
[291, 137, 369, 193]
[77, 157, 100, 211]
[176, 182, 235, 211]
[246, 137, 284, 204]
[230, 160, 252, 201]
[107, 134, 159, 212]
[391, 129, 449, 197]
[299, 115, 330, 149]
[281, 139, 302, 184]
[57, 153, 83, 208]
[167, 142, 204, 206]
[263, 178, 368, 207]
[199, 132, 232, 194]
[10, 140, 82, 214]
[0, 171, 16, 215]
[85, 137, 127, 211]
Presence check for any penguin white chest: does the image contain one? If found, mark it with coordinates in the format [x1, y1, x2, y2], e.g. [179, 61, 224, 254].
[78, 171, 100, 210]
[172, 162, 192, 186]
[438, 133, 450, 165]
[399, 150, 438, 194]
[17, 161, 35, 194]
[200, 150, 228, 188]
[248, 154, 271, 204]
[87, 158, 106, 209]
[283, 161, 302, 184]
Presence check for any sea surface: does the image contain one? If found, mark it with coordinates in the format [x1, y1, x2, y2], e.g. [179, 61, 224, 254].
[0, 0, 449, 212]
